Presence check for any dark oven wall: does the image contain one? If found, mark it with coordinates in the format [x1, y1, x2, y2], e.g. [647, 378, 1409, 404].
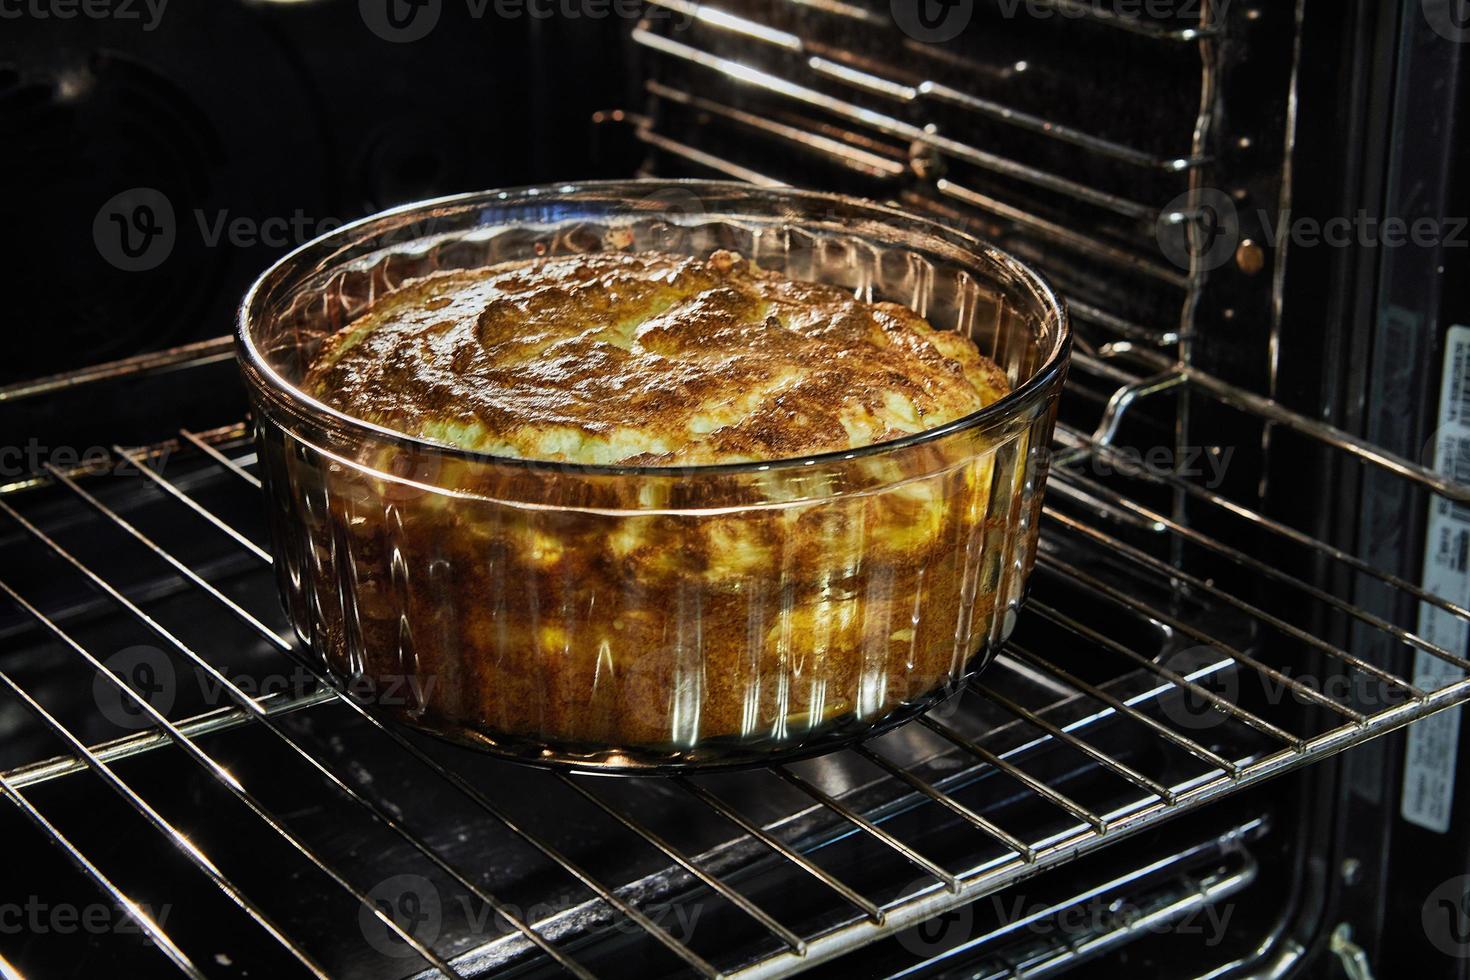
[0, 0, 638, 386]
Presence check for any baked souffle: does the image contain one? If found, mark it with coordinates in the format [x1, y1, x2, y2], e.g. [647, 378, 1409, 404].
[279, 247, 1022, 756]
[303, 249, 1010, 465]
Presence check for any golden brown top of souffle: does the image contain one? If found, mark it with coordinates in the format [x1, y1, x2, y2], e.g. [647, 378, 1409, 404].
[304, 249, 1010, 465]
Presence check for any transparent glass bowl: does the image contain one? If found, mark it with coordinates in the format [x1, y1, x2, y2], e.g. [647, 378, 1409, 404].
[237, 181, 1069, 771]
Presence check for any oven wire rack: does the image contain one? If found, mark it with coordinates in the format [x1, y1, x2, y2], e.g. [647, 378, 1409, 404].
[625, 0, 1211, 326]
[1, 337, 1469, 978]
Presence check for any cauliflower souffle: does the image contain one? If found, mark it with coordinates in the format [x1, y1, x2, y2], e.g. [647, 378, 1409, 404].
[304, 250, 1009, 465]
[287, 248, 1018, 761]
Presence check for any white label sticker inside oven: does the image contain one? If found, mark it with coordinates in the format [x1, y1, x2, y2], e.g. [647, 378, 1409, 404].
[1402, 324, 1470, 833]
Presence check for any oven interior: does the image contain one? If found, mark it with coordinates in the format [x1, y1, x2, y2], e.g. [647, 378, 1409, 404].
[3, 0, 1470, 976]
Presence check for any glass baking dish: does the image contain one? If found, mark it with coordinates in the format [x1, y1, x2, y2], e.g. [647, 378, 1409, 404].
[236, 181, 1069, 771]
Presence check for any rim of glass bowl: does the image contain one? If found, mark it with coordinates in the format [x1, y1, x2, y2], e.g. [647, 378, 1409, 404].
[236, 179, 1071, 479]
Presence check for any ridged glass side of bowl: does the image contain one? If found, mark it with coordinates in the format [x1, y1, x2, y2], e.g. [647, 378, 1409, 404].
[237, 182, 1068, 771]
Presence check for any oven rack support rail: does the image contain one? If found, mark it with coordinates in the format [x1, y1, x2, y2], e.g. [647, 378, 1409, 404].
[1, 339, 1469, 979]
[621, 0, 1242, 357]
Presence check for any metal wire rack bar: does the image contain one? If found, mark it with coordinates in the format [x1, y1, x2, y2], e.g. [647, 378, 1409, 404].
[916, 715, 1108, 834]
[894, 822, 1263, 977]
[0, 770, 204, 979]
[0, 582, 455, 978]
[971, 683, 1176, 803]
[644, 81, 908, 180]
[1045, 470, 1466, 674]
[671, 776, 887, 924]
[1056, 421, 1470, 619]
[2, 687, 331, 791]
[554, 773, 808, 955]
[0, 658, 333, 979]
[932, 181, 1191, 289]
[1086, 346, 1470, 504]
[646, 0, 1209, 168]
[1024, 599, 1301, 749]
[26, 451, 719, 978]
[8, 473, 591, 974]
[624, 117, 1194, 361]
[0, 337, 235, 404]
[846, 744, 1035, 861]
[772, 765, 961, 892]
[615, 112, 1193, 350]
[1038, 553, 1368, 725]
[634, 125, 789, 187]
[631, 28, 1160, 221]
[1003, 644, 1239, 776]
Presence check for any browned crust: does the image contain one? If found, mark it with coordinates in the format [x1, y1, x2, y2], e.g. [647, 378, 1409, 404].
[304, 249, 1009, 466]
